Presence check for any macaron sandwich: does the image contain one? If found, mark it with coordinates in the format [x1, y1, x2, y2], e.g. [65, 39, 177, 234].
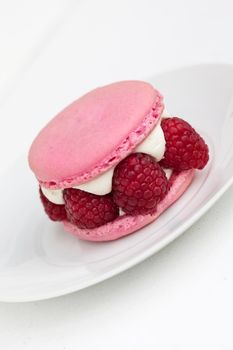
[29, 81, 209, 241]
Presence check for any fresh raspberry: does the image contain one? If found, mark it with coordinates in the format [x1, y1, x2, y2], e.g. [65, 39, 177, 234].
[39, 188, 67, 221]
[63, 189, 119, 229]
[161, 117, 209, 171]
[112, 153, 168, 215]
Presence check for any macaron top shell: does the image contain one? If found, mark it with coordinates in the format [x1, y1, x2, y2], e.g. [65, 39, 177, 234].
[29, 81, 164, 189]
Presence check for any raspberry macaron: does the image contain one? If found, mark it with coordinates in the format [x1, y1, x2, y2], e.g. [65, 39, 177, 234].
[28, 81, 209, 241]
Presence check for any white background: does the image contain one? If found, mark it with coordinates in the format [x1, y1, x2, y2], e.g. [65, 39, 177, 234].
[1, 0, 233, 349]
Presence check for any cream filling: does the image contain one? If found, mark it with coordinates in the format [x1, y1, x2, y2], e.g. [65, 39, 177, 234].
[134, 121, 165, 161]
[41, 187, 64, 205]
[41, 111, 171, 205]
[119, 208, 126, 216]
[163, 168, 172, 180]
[161, 108, 170, 118]
[73, 167, 114, 195]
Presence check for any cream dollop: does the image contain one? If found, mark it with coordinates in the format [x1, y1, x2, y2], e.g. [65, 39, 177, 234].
[41, 187, 65, 205]
[73, 167, 114, 195]
[41, 113, 170, 204]
[163, 168, 172, 180]
[161, 108, 170, 118]
[135, 121, 165, 161]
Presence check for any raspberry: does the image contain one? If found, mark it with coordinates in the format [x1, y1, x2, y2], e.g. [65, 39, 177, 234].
[161, 117, 209, 171]
[112, 153, 168, 215]
[63, 189, 119, 229]
[39, 188, 67, 221]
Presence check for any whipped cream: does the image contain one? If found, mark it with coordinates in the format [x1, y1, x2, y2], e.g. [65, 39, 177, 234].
[161, 108, 170, 118]
[119, 208, 126, 216]
[41, 187, 65, 205]
[73, 167, 114, 195]
[42, 112, 170, 204]
[135, 121, 165, 161]
[163, 168, 172, 180]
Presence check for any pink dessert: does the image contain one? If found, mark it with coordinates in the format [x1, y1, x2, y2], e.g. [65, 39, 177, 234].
[29, 81, 209, 241]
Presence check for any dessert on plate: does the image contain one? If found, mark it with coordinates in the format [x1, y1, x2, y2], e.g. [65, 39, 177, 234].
[28, 81, 209, 241]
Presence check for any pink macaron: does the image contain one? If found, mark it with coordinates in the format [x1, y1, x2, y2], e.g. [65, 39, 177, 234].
[29, 80, 207, 241]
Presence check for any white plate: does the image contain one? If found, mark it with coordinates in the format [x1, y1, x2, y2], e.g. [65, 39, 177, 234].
[1, 64, 233, 302]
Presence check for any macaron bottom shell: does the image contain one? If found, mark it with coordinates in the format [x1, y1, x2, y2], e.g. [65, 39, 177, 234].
[63, 169, 195, 241]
